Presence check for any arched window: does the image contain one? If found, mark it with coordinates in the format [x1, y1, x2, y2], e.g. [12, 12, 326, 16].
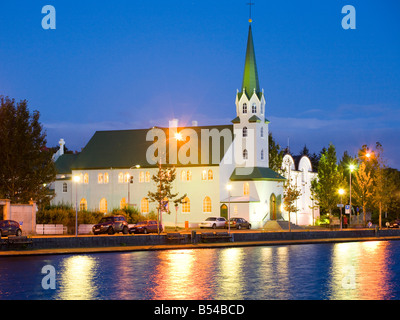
[252, 104, 257, 113]
[84, 173, 89, 184]
[243, 127, 248, 137]
[186, 170, 192, 181]
[104, 172, 109, 184]
[80, 198, 87, 211]
[202, 170, 207, 181]
[243, 182, 250, 196]
[242, 103, 247, 114]
[98, 173, 103, 184]
[99, 198, 107, 213]
[118, 172, 124, 183]
[145, 171, 151, 182]
[243, 149, 248, 160]
[139, 171, 145, 183]
[182, 196, 190, 213]
[203, 196, 212, 213]
[120, 197, 126, 209]
[181, 170, 186, 181]
[260, 127, 264, 138]
[261, 149, 264, 160]
[124, 172, 130, 183]
[141, 198, 149, 213]
[208, 169, 213, 180]
[62, 182, 68, 193]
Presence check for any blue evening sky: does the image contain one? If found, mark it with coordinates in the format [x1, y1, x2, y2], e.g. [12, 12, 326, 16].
[1, 1, 399, 168]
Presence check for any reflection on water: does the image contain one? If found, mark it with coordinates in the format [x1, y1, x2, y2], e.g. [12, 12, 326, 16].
[1, 240, 400, 300]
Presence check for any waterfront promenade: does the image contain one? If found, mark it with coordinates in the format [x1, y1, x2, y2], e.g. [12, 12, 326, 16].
[2, 227, 400, 257]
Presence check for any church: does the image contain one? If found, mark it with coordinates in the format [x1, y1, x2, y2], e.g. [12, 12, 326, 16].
[51, 18, 319, 228]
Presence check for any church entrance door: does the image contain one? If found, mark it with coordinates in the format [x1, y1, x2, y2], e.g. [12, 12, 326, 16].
[220, 204, 228, 220]
[270, 194, 277, 220]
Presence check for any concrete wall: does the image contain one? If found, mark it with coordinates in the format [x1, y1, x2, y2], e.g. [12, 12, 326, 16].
[0, 199, 36, 235]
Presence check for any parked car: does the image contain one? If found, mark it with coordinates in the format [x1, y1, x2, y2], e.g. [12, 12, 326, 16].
[129, 220, 163, 234]
[225, 218, 251, 230]
[0, 220, 22, 237]
[387, 220, 400, 228]
[92, 215, 129, 235]
[199, 217, 227, 229]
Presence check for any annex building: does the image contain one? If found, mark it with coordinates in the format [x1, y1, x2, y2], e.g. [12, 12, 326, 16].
[51, 20, 319, 228]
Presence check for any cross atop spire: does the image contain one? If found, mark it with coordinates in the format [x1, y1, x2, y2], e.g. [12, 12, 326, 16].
[247, 1, 255, 23]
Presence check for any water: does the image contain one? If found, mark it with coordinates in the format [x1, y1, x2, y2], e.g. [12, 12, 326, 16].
[1, 240, 400, 300]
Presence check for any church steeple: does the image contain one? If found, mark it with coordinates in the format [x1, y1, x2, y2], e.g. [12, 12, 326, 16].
[241, 24, 260, 99]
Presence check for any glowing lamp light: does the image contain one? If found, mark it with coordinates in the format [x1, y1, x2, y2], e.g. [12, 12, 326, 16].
[349, 164, 355, 172]
[174, 132, 183, 141]
[339, 189, 345, 195]
[226, 184, 232, 191]
[73, 175, 81, 183]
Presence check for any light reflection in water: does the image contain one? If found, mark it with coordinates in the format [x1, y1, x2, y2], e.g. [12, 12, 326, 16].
[57, 255, 97, 300]
[328, 241, 392, 300]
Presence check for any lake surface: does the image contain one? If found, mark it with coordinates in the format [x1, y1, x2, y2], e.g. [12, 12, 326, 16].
[1, 240, 400, 300]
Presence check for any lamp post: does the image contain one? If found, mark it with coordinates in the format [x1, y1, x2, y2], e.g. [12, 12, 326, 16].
[349, 164, 355, 226]
[73, 175, 81, 237]
[227, 184, 232, 235]
[339, 188, 345, 231]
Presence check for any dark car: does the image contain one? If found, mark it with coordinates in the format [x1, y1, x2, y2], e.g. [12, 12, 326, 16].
[92, 215, 129, 235]
[225, 218, 251, 230]
[129, 220, 163, 234]
[0, 220, 22, 237]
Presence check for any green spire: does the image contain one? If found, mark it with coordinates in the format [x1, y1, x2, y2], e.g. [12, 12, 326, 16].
[240, 24, 260, 99]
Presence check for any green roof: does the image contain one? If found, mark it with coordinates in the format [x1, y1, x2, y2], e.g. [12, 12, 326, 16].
[248, 115, 261, 123]
[230, 167, 286, 181]
[231, 116, 241, 124]
[55, 154, 78, 174]
[238, 25, 261, 100]
[67, 125, 234, 171]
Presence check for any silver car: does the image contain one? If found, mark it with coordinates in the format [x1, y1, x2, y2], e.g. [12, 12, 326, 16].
[199, 217, 227, 229]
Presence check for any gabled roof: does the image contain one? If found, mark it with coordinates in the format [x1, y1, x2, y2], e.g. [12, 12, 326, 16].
[65, 125, 233, 171]
[54, 154, 79, 174]
[230, 167, 286, 181]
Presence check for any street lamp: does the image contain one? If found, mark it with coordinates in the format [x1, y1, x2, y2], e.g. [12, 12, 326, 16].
[349, 163, 355, 225]
[339, 188, 345, 231]
[227, 184, 232, 235]
[73, 175, 81, 237]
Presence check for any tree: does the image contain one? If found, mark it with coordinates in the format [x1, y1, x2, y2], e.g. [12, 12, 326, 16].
[268, 132, 284, 173]
[310, 143, 344, 216]
[0, 96, 56, 205]
[147, 161, 186, 234]
[282, 178, 302, 231]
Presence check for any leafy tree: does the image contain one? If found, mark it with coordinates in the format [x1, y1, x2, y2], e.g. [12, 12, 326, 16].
[268, 132, 285, 173]
[310, 143, 345, 216]
[147, 161, 186, 234]
[0, 96, 56, 206]
[282, 178, 302, 231]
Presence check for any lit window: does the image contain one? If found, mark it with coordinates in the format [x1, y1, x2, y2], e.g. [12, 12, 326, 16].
[243, 149, 248, 160]
[120, 197, 126, 209]
[243, 127, 248, 137]
[243, 182, 250, 196]
[202, 170, 207, 181]
[141, 198, 149, 213]
[139, 171, 145, 183]
[187, 170, 192, 181]
[182, 196, 190, 213]
[242, 103, 247, 114]
[118, 172, 124, 183]
[208, 169, 213, 180]
[181, 170, 186, 181]
[145, 171, 151, 182]
[104, 172, 109, 184]
[99, 198, 107, 213]
[252, 104, 257, 113]
[79, 173, 84, 183]
[124, 172, 130, 183]
[80, 198, 87, 211]
[234, 205, 238, 215]
[83, 173, 89, 184]
[98, 173, 103, 184]
[62, 182, 67, 193]
[203, 196, 212, 213]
